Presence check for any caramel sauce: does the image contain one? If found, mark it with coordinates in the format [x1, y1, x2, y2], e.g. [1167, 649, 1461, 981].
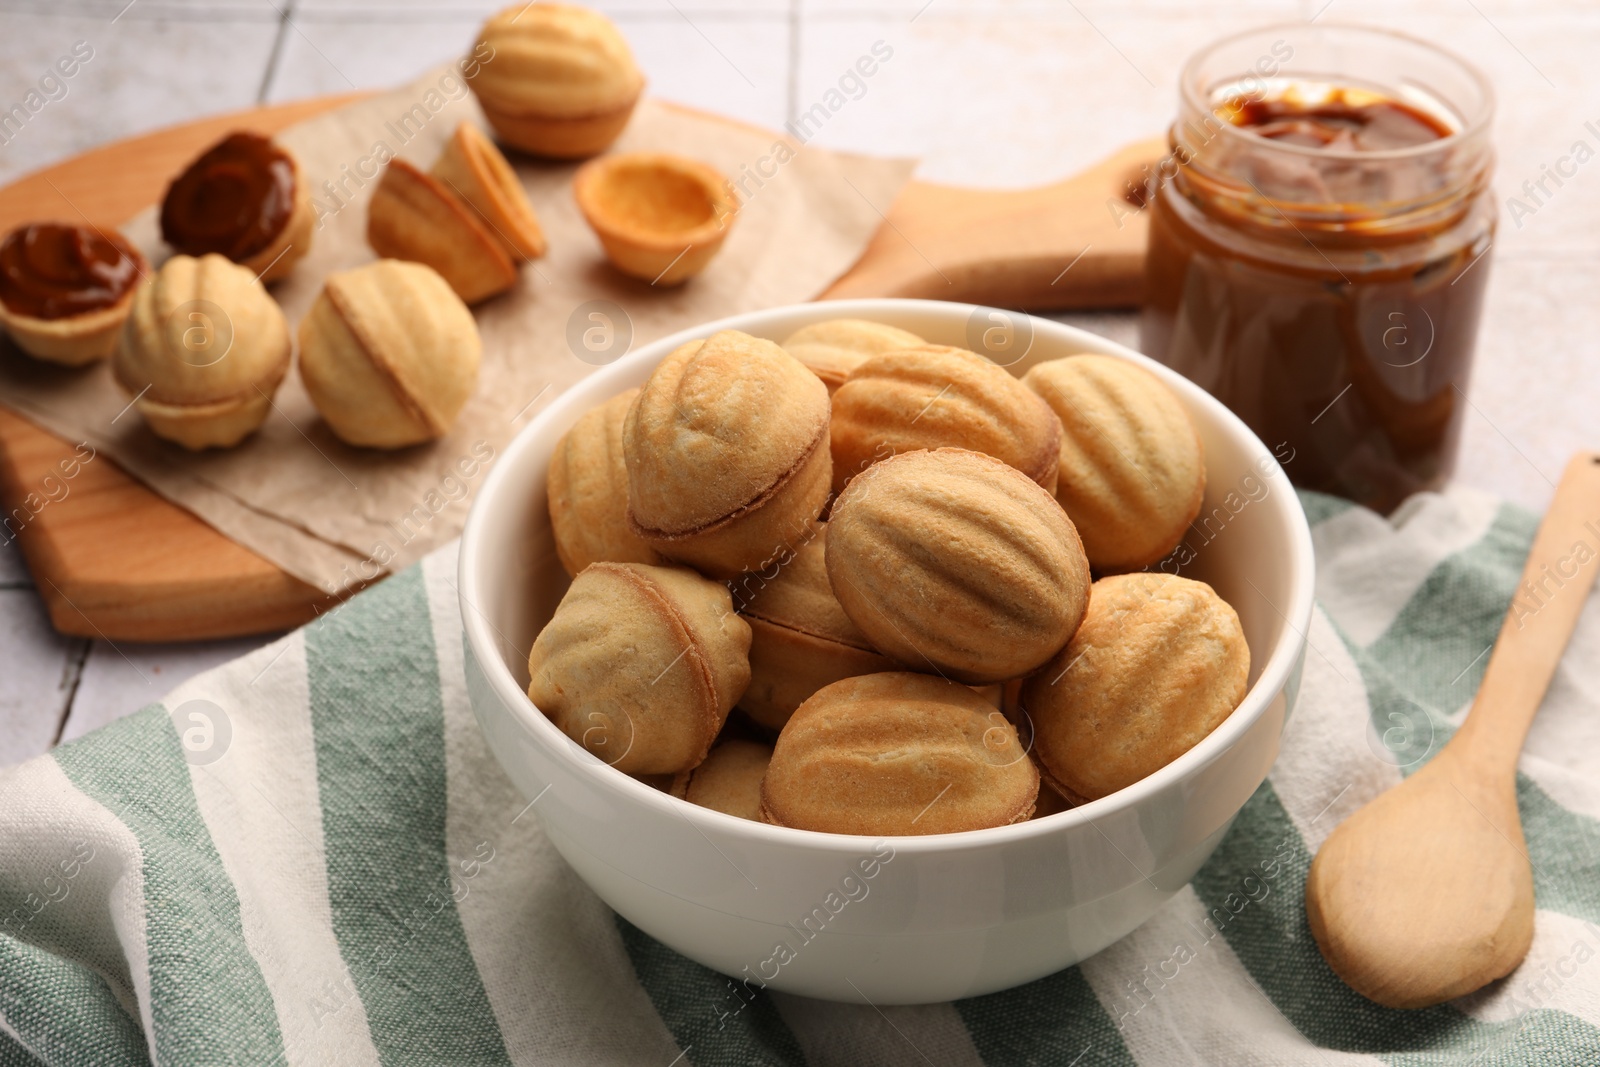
[0, 223, 143, 320]
[160, 132, 296, 261]
[1225, 88, 1453, 152]
[1142, 88, 1493, 514]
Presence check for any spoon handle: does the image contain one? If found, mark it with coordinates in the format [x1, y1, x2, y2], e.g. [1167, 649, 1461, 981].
[1457, 452, 1600, 761]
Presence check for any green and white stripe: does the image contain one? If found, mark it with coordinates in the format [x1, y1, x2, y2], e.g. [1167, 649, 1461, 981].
[2, 486, 1599, 1065]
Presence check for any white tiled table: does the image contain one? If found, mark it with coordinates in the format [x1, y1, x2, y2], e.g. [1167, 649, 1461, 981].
[1, 0, 1595, 765]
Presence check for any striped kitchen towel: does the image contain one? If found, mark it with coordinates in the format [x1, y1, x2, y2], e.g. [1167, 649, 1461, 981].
[3, 486, 1599, 1067]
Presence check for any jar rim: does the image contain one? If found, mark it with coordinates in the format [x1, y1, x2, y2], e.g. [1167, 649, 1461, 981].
[1178, 21, 1495, 165]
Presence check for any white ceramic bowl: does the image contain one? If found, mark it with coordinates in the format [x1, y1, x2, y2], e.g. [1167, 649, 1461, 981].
[460, 299, 1315, 1004]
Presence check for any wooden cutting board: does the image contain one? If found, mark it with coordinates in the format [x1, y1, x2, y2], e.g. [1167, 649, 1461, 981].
[0, 94, 1161, 641]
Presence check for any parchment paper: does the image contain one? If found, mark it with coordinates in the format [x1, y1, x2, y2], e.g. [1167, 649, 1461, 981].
[0, 66, 914, 594]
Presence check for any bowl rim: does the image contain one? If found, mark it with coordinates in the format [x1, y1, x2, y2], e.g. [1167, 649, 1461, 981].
[459, 298, 1317, 856]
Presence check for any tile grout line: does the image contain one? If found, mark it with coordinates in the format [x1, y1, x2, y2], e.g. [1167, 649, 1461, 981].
[787, 0, 801, 127]
[256, 0, 296, 104]
[49, 639, 92, 749]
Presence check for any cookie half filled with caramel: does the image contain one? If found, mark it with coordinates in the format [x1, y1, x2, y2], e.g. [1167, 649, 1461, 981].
[160, 131, 312, 283]
[0, 222, 146, 365]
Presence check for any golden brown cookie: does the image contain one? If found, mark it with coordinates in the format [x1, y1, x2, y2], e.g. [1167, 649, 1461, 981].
[760, 672, 1038, 836]
[366, 158, 518, 305]
[671, 739, 772, 821]
[735, 525, 897, 732]
[469, 3, 644, 159]
[573, 152, 736, 285]
[1023, 572, 1249, 803]
[431, 121, 548, 262]
[112, 253, 290, 450]
[624, 329, 832, 579]
[779, 318, 924, 394]
[298, 259, 481, 449]
[777, 323, 928, 398]
[0, 223, 147, 366]
[1023, 355, 1205, 571]
[826, 448, 1090, 685]
[829, 344, 1061, 494]
[527, 562, 752, 775]
[547, 387, 661, 576]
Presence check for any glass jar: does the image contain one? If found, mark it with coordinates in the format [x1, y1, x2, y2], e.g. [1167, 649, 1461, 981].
[1140, 25, 1496, 514]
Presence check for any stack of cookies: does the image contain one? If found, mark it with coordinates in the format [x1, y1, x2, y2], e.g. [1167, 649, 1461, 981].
[530, 317, 1253, 836]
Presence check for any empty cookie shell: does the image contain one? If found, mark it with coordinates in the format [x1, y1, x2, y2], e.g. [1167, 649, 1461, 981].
[367, 158, 518, 305]
[431, 121, 548, 262]
[574, 152, 736, 285]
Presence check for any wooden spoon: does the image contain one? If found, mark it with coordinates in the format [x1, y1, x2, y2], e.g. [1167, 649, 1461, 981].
[1306, 452, 1600, 1008]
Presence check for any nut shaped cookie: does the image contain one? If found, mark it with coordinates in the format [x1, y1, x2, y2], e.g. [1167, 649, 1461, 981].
[367, 159, 518, 305]
[736, 526, 897, 731]
[112, 253, 290, 450]
[1023, 572, 1249, 803]
[671, 739, 771, 821]
[826, 448, 1090, 685]
[547, 387, 661, 576]
[527, 562, 752, 775]
[1023, 355, 1205, 571]
[298, 260, 481, 449]
[760, 672, 1038, 836]
[779, 318, 924, 394]
[624, 330, 832, 579]
[470, 2, 644, 159]
[431, 122, 547, 262]
[829, 344, 1061, 494]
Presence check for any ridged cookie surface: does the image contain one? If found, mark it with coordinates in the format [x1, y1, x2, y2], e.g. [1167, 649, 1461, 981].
[1023, 572, 1249, 802]
[826, 448, 1090, 685]
[527, 562, 751, 774]
[761, 672, 1038, 836]
[830, 344, 1060, 494]
[1023, 355, 1204, 570]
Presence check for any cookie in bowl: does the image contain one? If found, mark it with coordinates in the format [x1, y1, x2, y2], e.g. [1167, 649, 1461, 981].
[779, 318, 924, 395]
[1024, 354, 1205, 571]
[0, 222, 146, 366]
[623, 329, 831, 579]
[112, 253, 290, 449]
[160, 131, 312, 283]
[298, 259, 481, 449]
[469, 2, 644, 159]
[761, 672, 1038, 836]
[829, 343, 1061, 494]
[574, 152, 736, 285]
[527, 561, 751, 775]
[735, 525, 897, 732]
[671, 738, 771, 821]
[826, 448, 1090, 685]
[546, 387, 661, 576]
[1023, 572, 1250, 804]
